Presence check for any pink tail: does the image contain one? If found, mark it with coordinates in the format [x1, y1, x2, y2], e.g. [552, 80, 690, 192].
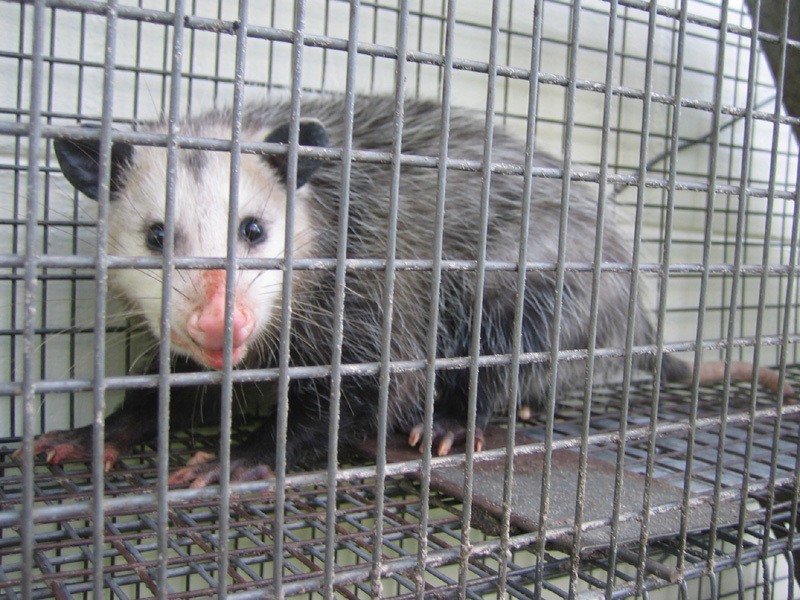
[688, 361, 794, 400]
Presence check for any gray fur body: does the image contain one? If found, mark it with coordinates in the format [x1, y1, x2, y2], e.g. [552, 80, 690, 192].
[46, 94, 690, 480]
[248, 96, 672, 426]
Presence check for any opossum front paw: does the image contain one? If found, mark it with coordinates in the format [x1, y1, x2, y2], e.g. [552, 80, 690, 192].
[12, 427, 121, 472]
[168, 450, 274, 488]
[407, 420, 485, 456]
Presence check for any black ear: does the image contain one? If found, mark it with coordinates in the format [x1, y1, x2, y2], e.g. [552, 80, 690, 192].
[263, 119, 328, 188]
[53, 130, 133, 200]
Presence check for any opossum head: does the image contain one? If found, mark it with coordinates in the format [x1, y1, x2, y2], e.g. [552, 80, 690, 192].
[53, 119, 327, 370]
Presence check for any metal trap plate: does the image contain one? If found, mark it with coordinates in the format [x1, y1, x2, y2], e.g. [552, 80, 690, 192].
[364, 426, 746, 553]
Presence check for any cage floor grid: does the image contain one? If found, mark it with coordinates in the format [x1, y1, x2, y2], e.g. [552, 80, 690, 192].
[1, 366, 800, 598]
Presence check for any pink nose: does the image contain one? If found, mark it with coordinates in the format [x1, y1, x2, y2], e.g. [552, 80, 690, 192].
[187, 281, 255, 353]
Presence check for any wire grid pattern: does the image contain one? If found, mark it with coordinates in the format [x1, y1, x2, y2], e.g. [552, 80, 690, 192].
[1, 0, 799, 598]
[1, 372, 799, 598]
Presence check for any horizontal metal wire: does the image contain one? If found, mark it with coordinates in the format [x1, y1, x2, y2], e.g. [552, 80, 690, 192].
[4, 119, 800, 197]
[2, 253, 799, 276]
[0, 333, 796, 398]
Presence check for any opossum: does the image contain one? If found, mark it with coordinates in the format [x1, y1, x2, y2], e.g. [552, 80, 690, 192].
[27, 94, 791, 487]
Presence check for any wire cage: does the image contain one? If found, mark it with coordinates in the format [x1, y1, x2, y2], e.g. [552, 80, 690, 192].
[1, 0, 799, 598]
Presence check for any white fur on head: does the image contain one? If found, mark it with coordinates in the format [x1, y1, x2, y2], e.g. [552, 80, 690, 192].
[106, 128, 317, 369]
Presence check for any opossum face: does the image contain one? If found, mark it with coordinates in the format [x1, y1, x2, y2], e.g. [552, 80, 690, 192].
[53, 120, 327, 369]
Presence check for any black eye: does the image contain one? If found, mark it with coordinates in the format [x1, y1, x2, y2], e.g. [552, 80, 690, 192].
[146, 222, 165, 252]
[239, 217, 266, 245]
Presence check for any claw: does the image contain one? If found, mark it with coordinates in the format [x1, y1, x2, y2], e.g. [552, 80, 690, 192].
[103, 448, 120, 472]
[407, 418, 485, 456]
[169, 450, 214, 486]
[187, 450, 215, 466]
[189, 474, 215, 489]
[408, 423, 424, 448]
[169, 452, 274, 488]
[437, 431, 456, 456]
[168, 465, 198, 487]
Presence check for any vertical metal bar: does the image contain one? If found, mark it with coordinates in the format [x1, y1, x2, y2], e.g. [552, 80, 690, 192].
[723, 6, 748, 351]
[573, 0, 615, 550]
[324, 0, 360, 595]
[273, 1, 307, 593]
[320, 0, 331, 92]
[534, 0, 581, 594]
[212, 0, 224, 105]
[612, 5, 630, 194]
[501, 0, 513, 123]
[459, 0, 502, 595]
[20, 1, 46, 597]
[89, 2, 123, 596]
[599, 4, 632, 598]
[186, 0, 197, 114]
[416, 0, 456, 596]
[691, 0, 730, 573]
[630, 1, 671, 593]
[368, 2, 379, 92]
[569, 0, 619, 594]
[497, 0, 544, 595]
[265, 1, 277, 93]
[156, 0, 186, 596]
[9, 0, 26, 443]
[364, 3, 410, 595]
[414, 0, 424, 96]
[743, 0, 792, 568]
[159, 0, 170, 112]
[10, 4, 29, 443]
[728, 0, 767, 571]
[436, 0, 447, 91]
[64, 9, 84, 434]
[213, 0, 251, 596]
[132, 0, 143, 121]
[40, 5, 57, 449]
[661, 0, 697, 581]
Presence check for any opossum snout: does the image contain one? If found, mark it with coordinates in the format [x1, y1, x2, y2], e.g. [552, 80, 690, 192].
[185, 273, 256, 370]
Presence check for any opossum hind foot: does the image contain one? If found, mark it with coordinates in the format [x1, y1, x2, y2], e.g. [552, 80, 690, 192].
[408, 419, 485, 456]
[13, 426, 122, 472]
[168, 450, 274, 488]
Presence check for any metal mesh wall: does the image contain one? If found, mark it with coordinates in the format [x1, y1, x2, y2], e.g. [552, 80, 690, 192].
[1, 0, 799, 598]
